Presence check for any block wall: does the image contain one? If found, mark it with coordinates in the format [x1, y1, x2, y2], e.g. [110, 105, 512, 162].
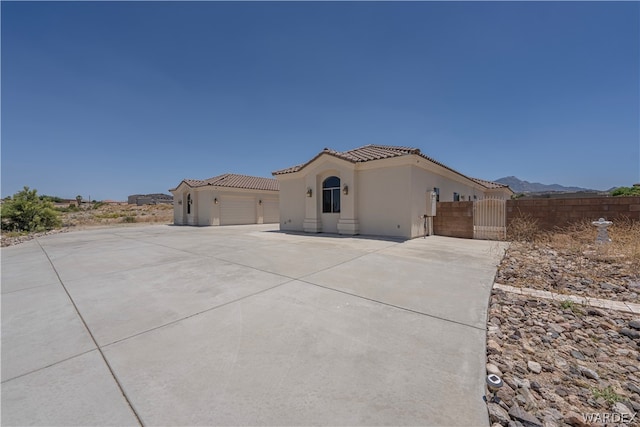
[433, 201, 474, 238]
[506, 196, 640, 231]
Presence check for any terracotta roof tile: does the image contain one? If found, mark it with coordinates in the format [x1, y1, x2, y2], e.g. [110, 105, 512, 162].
[174, 173, 279, 192]
[272, 144, 512, 192]
[273, 144, 452, 176]
[272, 145, 421, 175]
[470, 178, 512, 190]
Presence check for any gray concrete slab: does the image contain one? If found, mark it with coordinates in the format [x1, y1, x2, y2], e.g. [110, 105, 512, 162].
[1, 241, 60, 293]
[103, 281, 488, 426]
[303, 236, 508, 328]
[1, 284, 96, 381]
[2, 351, 139, 426]
[39, 237, 193, 283]
[63, 257, 291, 346]
[215, 242, 368, 278]
[1, 224, 503, 426]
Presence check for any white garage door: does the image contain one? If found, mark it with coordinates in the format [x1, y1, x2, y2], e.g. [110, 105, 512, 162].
[263, 200, 279, 224]
[220, 197, 256, 225]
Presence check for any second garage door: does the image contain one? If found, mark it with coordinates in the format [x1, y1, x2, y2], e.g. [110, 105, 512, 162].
[220, 197, 256, 225]
[263, 199, 279, 224]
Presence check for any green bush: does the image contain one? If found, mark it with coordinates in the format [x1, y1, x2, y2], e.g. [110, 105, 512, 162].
[40, 195, 65, 203]
[591, 386, 622, 405]
[611, 186, 640, 197]
[1, 187, 62, 232]
[55, 204, 79, 213]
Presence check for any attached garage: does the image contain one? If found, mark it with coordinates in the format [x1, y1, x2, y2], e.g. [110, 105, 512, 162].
[220, 197, 257, 225]
[263, 199, 280, 224]
[170, 173, 279, 226]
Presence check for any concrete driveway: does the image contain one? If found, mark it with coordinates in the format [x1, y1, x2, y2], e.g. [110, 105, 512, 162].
[1, 224, 507, 426]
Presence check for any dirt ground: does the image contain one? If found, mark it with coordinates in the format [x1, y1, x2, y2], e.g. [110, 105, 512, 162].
[1, 203, 173, 247]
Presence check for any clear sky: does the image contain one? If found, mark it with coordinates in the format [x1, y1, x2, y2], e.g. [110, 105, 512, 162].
[2, 1, 639, 201]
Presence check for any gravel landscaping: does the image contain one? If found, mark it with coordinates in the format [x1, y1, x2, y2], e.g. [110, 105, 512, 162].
[487, 219, 640, 427]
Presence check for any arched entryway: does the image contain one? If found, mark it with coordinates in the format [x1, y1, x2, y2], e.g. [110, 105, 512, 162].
[321, 176, 340, 233]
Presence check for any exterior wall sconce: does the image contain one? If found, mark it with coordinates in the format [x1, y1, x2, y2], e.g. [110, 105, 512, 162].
[178, 200, 182, 205]
[306, 188, 313, 197]
[258, 200, 262, 205]
[214, 198, 218, 204]
[343, 185, 349, 195]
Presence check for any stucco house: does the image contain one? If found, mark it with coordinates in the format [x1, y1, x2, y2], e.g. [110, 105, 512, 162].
[272, 144, 512, 239]
[170, 173, 279, 226]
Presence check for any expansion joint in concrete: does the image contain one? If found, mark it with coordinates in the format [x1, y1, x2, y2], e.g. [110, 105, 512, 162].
[34, 237, 146, 427]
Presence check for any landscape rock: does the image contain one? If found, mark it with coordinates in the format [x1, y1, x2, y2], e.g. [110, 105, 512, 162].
[488, 402, 511, 425]
[488, 239, 640, 427]
[627, 382, 640, 395]
[488, 340, 503, 355]
[564, 411, 588, 427]
[586, 307, 605, 316]
[527, 361, 542, 374]
[508, 405, 542, 427]
[613, 401, 633, 415]
[620, 328, 640, 339]
[487, 363, 503, 377]
[513, 377, 531, 389]
[576, 365, 599, 380]
[570, 350, 585, 361]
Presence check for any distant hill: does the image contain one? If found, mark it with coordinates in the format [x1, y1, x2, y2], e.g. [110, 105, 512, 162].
[495, 176, 598, 194]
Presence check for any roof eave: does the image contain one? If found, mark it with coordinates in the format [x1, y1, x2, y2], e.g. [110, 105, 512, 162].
[273, 150, 357, 176]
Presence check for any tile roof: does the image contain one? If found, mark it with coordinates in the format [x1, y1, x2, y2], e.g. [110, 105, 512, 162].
[272, 145, 423, 175]
[470, 178, 512, 190]
[272, 144, 512, 192]
[173, 173, 279, 192]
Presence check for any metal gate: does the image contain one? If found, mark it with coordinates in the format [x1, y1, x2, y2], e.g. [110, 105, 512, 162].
[473, 197, 506, 240]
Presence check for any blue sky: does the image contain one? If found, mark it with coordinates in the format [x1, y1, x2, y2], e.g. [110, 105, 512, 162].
[2, 1, 639, 200]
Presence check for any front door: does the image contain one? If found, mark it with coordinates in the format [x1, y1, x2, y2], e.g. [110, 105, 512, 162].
[321, 176, 341, 234]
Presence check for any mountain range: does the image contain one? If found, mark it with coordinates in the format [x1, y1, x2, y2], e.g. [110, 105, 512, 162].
[494, 176, 602, 194]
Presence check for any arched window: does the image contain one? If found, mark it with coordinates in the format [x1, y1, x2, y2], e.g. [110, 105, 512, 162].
[322, 176, 340, 213]
[187, 194, 191, 214]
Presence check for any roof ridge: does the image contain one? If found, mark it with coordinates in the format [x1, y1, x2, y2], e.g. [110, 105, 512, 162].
[173, 173, 278, 191]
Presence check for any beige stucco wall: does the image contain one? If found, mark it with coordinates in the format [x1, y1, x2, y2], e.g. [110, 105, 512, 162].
[198, 190, 212, 225]
[275, 152, 506, 239]
[357, 165, 412, 238]
[278, 178, 305, 231]
[171, 186, 279, 226]
[173, 194, 184, 225]
[408, 164, 488, 238]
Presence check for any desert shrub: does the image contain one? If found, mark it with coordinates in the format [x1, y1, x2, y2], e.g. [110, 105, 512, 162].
[121, 216, 136, 223]
[1, 187, 62, 232]
[547, 217, 640, 269]
[611, 186, 640, 197]
[40, 195, 65, 203]
[591, 386, 623, 405]
[55, 204, 79, 213]
[602, 216, 640, 268]
[507, 213, 543, 242]
[95, 213, 120, 219]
